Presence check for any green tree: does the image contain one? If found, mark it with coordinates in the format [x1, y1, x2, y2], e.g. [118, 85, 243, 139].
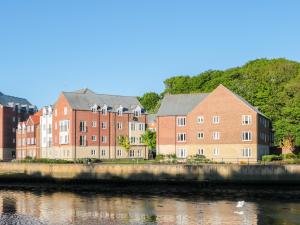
[159, 58, 300, 147]
[138, 92, 161, 113]
[141, 130, 156, 150]
[118, 136, 131, 152]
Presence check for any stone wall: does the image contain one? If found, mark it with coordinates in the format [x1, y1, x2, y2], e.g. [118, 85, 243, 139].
[0, 163, 300, 183]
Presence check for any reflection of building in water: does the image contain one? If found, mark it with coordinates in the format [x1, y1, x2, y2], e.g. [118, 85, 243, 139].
[0, 191, 258, 225]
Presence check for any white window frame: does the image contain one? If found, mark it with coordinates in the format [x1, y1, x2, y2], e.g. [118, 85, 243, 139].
[213, 147, 219, 156]
[212, 131, 220, 140]
[197, 132, 204, 140]
[242, 115, 252, 125]
[177, 117, 186, 127]
[101, 136, 107, 143]
[129, 150, 135, 158]
[64, 107, 68, 115]
[101, 122, 107, 129]
[197, 116, 204, 124]
[117, 122, 123, 130]
[92, 135, 97, 142]
[198, 148, 204, 155]
[242, 148, 251, 157]
[212, 116, 220, 124]
[91, 149, 96, 156]
[178, 148, 187, 158]
[101, 149, 106, 156]
[92, 121, 97, 128]
[177, 133, 186, 142]
[242, 131, 252, 141]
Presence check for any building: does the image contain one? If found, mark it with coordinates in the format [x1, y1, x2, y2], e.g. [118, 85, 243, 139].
[147, 114, 157, 132]
[16, 111, 41, 159]
[40, 106, 53, 158]
[43, 88, 148, 160]
[0, 92, 35, 161]
[156, 84, 273, 163]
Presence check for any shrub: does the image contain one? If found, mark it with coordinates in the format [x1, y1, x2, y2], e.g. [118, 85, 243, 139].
[155, 154, 164, 161]
[262, 155, 282, 162]
[282, 153, 297, 160]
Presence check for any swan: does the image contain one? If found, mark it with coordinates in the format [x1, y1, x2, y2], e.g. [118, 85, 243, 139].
[236, 201, 245, 208]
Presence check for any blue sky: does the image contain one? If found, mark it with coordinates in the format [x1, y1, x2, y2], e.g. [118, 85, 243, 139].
[0, 0, 299, 107]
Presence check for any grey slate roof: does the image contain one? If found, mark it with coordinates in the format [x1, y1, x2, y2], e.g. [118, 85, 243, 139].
[62, 88, 144, 112]
[157, 93, 209, 116]
[0, 92, 32, 107]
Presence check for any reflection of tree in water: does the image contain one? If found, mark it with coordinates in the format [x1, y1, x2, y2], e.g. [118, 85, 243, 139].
[2, 196, 16, 214]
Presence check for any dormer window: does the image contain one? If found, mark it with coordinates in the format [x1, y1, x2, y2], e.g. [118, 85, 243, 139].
[91, 104, 98, 113]
[133, 106, 141, 117]
[117, 106, 123, 116]
[102, 105, 107, 115]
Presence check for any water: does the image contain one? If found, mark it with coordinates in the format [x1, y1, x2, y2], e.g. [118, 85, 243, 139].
[0, 186, 299, 225]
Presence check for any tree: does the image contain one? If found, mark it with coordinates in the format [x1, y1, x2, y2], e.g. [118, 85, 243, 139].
[138, 92, 161, 113]
[118, 136, 131, 152]
[141, 130, 156, 150]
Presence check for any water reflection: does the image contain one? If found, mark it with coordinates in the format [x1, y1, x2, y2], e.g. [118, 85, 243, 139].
[0, 190, 298, 224]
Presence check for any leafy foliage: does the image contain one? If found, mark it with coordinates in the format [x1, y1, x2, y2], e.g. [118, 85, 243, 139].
[141, 129, 156, 150]
[138, 92, 161, 113]
[140, 58, 300, 146]
[118, 135, 131, 152]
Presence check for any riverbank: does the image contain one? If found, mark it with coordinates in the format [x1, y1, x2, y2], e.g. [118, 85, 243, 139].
[0, 163, 300, 184]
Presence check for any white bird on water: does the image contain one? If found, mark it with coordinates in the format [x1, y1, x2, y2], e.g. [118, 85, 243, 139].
[236, 201, 245, 208]
[234, 201, 245, 215]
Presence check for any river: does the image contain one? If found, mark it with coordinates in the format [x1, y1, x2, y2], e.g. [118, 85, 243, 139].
[0, 184, 299, 225]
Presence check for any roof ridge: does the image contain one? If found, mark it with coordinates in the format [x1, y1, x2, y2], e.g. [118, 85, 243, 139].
[63, 90, 138, 98]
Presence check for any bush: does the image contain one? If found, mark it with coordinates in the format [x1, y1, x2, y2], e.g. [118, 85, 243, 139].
[282, 153, 297, 160]
[187, 155, 210, 164]
[155, 154, 164, 161]
[262, 155, 282, 162]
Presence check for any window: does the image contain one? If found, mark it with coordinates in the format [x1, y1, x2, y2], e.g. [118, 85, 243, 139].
[213, 148, 219, 156]
[117, 149, 122, 157]
[31, 138, 34, 144]
[242, 148, 251, 157]
[79, 135, 87, 146]
[197, 116, 204, 124]
[64, 107, 68, 115]
[177, 117, 186, 127]
[137, 150, 142, 157]
[242, 131, 252, 141]
[91, 149, 96, 156]
[101, 149, 106, 156]
[130, 137, 136, 144]
[101, 136, 107, 143]
[130, 123, 136, 131]
[91, 107, 97, 113]
[177, 133, 186, 142]
[139, 123, 145, 131]
[79, 121, 87, 132]
[59, 120, 69, 132]
[102, 108, 107, 115]
[197, 132, 204, 140]
[12, 117, 15, 122]
[212, 116, 220, 124]
[212, 132, 220, 140]
[242, 115, 252, 125]
[117, 122, 123, 130]
[92, 135, 97, 141]
[178, 148, 187, 158]
[92, 121, 97, 128]
[198, 148, 204, 155]
[134, 110, 141, 117]
[101, 122, 107, 129]
[117, 108, 123, 116]
[129, 150, 135, 157]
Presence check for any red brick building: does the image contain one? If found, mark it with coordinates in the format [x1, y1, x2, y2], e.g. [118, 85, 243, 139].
[156, 84, 273, 163]
[0, 92, 35, 161]
[16, 111, 41, 160]
[43, 88, 148, 160]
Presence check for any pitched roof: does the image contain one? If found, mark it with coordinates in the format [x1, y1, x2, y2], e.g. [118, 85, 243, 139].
[0, 92, 32, 107]
[30, 110, 42, 124]
[157, 93, 209, 116]
[62, 88, 144, 112]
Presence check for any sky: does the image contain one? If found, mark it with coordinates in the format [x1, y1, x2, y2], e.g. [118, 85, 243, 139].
[0, 0, 300, 108]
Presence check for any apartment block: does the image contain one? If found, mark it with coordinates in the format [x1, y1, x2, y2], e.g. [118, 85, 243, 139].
[0, 92, 35, 161]
[40, 106, 53, 158]
[156, 84, 273, 163]
[16, 111, 41, 159]
[44, 88, 148, 160]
